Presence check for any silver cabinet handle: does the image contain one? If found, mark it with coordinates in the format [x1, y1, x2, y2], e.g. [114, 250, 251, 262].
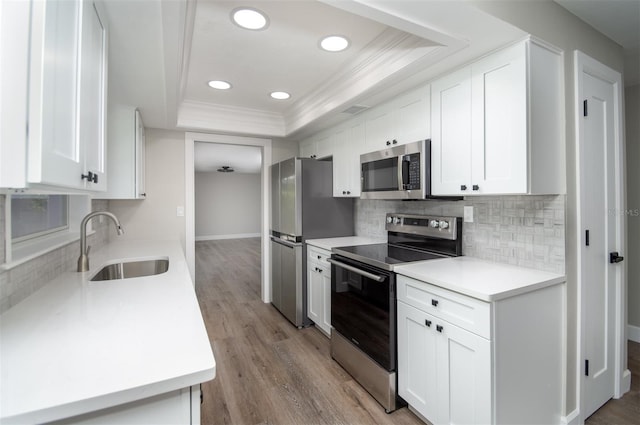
[327, 258, 386, 282]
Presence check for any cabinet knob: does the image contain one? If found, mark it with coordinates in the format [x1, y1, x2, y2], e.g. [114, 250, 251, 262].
[317, 255, 321, 260]
[386, 141, 391, 146]
[346, 191, 351, 195]
[392, 139, 398, 145]
[425, 320, 432, 327]
[436, 325, 444, 333]
[140, 193, 147, 197]
[472, 185, 479, 191]
[460, 185, 467, 191]
[318, 268, 323, 273]
[431, 299, 439, 307]
[342, 191, 347, 195]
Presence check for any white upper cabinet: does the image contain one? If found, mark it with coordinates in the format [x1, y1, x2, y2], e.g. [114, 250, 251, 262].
[333, 122, 364, 197]
[0, 0, 30, 188]
[364, 85, 430, 153]
[431, 38, 564, 196]
[1, 0, 107, 192]
[99, 107, 146, 199]
[431, 67, 473, 195]
[300, 134, 333, 159]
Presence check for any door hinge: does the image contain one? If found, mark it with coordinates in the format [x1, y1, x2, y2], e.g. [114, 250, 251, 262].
[586, 230, 590, 246]
[583, 99, 588, 117]
[585, 359, 589, 376]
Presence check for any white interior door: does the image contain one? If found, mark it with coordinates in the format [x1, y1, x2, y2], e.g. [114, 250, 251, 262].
[578, 54, 625, 419]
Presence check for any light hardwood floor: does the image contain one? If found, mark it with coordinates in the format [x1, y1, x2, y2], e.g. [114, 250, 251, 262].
[194, 238, 639, 425]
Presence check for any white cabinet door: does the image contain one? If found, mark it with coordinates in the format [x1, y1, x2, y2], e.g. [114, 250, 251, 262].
[307, 262, 323, 327]
[0, 0, 30, 188]
[28, 0, 84, 189]
[431, 67, 472, 196]
[397, 301, 439, 421]
[27, 0, 106, 191]
[364, 106, 395, 152]
[332, 122, 363, 197]
[395, 86, 430, 146]
[78, 1, 107, 191]
[135, 110, 146, 198]
[321, 268, 332, 335]
[471, 43, 527, 194]
[436, 318, 491, 425]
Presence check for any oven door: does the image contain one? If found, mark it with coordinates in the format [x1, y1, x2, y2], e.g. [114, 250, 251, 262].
[328, 255, 396, 371]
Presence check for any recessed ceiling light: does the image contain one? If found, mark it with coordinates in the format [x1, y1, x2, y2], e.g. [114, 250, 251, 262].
[320, 35, 350, 52]
[270, 91, 291, 100]
[231, 8, 268, 30]
[208, 80, 231, 90]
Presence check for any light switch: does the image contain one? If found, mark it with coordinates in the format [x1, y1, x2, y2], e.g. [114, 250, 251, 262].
[464, 206, 474, 223]
[176, 206, 185, 217]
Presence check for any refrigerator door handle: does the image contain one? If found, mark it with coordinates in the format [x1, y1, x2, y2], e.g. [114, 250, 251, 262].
[270, 236, 302, 249]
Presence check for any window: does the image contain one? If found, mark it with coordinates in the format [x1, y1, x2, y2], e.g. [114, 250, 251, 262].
[11, 195, 69, 242]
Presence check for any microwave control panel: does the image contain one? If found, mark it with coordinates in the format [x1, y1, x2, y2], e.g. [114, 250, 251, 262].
[403, 153, 421, 190]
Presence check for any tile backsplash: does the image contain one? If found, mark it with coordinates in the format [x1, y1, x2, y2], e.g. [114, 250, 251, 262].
[0, 197, 111, 314]
[355, 195, 565, 274]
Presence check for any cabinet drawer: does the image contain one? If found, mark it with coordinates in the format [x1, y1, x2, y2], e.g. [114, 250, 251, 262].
[397, 275, 491, 339]
[308, 246, 331, 267]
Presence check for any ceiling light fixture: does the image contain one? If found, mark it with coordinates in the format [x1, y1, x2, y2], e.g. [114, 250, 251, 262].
[217, 166, 234, 173]
[270, 91, 291, 100]
[320, 35, 350, 52]
[208, 80, 232, 90]
[231, 7, 269, 30]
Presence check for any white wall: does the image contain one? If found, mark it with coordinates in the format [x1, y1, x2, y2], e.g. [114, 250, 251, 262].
[109, 128, 186, 251]
[195, 172, 261, 239]
[626, 84, 640, 338]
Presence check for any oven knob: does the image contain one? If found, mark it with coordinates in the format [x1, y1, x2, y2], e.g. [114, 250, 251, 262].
[386, 216, 393, 224]
[429, 220, 439, 228]
[392, 216, 401, 225]
[439, 220, 450, 229]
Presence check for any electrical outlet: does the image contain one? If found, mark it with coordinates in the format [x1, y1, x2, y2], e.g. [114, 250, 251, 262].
[176, 206, 185, 217]
[464, 206, 474, 223]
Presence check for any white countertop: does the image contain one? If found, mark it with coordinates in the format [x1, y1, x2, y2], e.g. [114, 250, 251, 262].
[395, 257, 565, 302]
[0, 240, 215, 424]
[306, 236, 386, 251]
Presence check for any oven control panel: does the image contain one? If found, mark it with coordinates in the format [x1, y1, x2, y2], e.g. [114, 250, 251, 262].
[385, 213, 459, 240]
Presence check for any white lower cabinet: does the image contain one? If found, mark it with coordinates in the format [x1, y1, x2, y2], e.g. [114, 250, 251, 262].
[307, 246, 332, 336]
[50, 386, 201, 425]
[397, 275, 563, 425]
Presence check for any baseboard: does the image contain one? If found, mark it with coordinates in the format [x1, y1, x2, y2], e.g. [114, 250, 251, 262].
[195, 233, 260, 241]
[628, 324, 640, 343]
[560, 408, 580, 425]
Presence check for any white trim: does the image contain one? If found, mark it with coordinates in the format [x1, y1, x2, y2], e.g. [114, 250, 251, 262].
[195, 233, 260, 242]
[628, 324, 640, 343]
[574, 50, 629, 422]
[560, 408, 580, 425]
[185, 132, 272, 302]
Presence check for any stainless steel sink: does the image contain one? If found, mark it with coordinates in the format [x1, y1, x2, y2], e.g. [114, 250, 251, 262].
[90, 258, 169, 281]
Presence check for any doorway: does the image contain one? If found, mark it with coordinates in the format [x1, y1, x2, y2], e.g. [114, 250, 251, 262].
[575, 51, 630, 420]
[185, 132, 272, 302]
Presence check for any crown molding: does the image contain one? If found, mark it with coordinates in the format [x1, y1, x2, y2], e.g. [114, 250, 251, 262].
[177, 100, 286, 137]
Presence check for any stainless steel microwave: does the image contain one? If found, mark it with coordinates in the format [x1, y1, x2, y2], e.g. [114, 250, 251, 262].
[360, 139, 431, 200]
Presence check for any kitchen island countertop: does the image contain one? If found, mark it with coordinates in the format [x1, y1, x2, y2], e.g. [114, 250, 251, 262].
[0, 239, 215, 424]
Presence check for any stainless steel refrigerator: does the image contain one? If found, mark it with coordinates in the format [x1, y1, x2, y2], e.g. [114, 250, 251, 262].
[270, 157, 354, 327]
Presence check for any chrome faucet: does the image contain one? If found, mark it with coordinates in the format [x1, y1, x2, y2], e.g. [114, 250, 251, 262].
[77, 211, 124, 272]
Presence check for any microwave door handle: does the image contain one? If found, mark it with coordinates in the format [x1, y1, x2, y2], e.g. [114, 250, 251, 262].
[327, 258, 387, 282]
[400, 155, 410, 190]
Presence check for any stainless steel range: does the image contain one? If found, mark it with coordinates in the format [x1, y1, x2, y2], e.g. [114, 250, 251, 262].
[328, 213, 462, 412]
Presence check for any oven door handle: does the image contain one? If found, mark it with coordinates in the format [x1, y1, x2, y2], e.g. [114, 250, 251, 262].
[327, 258, 387, 282]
